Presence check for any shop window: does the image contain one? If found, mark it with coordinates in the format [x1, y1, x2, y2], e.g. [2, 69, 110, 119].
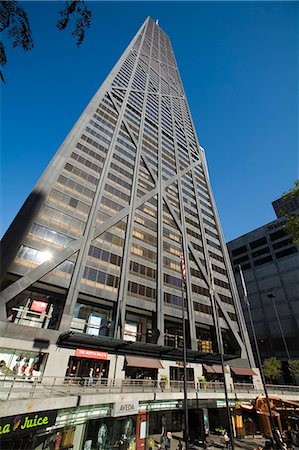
[6, 289, 65, 330]
[124, 363, 158, 381]
[124, 311, 153, 343]
[83, 417, 136, 450]
[170, 366, 194, 386]
[164, 319, 191, 349]
[66, 356, 110, 379]
[196, 326, 215, 353]
[0, 348, 46, 379]
[71, 301, 113, 336]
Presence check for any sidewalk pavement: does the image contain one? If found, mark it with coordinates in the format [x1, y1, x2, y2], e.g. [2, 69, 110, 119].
[150, 433, 269, 450]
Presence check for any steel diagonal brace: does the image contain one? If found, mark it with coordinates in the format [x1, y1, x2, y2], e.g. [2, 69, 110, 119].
[162, 195, 245, 353]
[0, 163, 200, 307]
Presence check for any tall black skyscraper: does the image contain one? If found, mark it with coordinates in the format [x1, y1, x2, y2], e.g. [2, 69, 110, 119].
[1, 18, 254, 366]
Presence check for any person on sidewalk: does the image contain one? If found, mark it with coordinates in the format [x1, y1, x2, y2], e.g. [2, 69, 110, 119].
[177, 439, 183, 450]
[224, 431, 231, 450]
[88, 367, 94, 386]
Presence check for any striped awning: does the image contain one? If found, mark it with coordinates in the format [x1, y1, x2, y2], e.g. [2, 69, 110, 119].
[125, 356, 163, 369]
[203, 364, 225, 374]
[231, 367, 257, 376]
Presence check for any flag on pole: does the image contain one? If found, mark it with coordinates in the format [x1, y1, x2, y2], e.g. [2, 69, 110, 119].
[180, 253, 187, 284]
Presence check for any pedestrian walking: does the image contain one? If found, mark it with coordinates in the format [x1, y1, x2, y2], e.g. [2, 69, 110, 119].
[224, 431, 231, 450]
[165, 432, 172, 450]
[88, 368, 94, 386]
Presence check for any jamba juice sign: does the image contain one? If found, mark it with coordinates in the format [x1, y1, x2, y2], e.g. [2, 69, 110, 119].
[0, 410, 57, 438]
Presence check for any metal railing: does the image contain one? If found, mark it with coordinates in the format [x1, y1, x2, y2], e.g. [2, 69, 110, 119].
[1, 376, 298, 402]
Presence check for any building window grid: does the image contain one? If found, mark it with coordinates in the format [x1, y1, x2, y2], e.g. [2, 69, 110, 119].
[63, 163, 99, 187]
[75, 142, 106, 166]
[36, 205, 86, 237]
[56, 175, 95, 202]
[47, 189, 91, 218]
[71, 150, 103, 174]
[80, 134, 109, 155]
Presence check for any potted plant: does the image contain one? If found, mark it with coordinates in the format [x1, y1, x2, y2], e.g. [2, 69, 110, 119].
[148, 437, 155, 449]
[159, 375, 168, 389]
[197, 376, 206, 382]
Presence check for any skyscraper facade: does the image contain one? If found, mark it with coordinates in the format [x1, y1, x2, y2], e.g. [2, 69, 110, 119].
[0, 17, 260, 449]
[227, 192, 299, 383]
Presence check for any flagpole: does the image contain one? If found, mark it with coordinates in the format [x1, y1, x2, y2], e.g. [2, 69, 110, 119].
[180, 253, 189, 450]
[239, 266, 275, 437]
[209, 261, 234, 449]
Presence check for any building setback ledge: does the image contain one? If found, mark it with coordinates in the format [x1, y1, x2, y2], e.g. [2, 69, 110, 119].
[57, 332, 236, 364]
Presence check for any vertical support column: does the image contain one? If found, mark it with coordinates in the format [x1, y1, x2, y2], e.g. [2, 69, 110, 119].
[113, 19, 155, 339]
[169, 97, 196, 350]
[156, 25, 164, 346]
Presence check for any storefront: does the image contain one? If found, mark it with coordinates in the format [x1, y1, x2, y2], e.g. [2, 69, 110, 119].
[83, 416, 136, 450]
[202, 364, 225, 382]
[65, 349, 110, 379]
[124, 356, 163, 381]
[169, 366, 194, 387]
[230, 367, 256, 385]
[148, 407, 207, 441]
[0, 410, 58, 450]
[0, 347, 46, 380]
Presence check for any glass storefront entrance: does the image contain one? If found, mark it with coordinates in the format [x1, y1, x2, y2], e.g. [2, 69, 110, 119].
[83, 416, 136, 450]
[65, 356, 110, 379]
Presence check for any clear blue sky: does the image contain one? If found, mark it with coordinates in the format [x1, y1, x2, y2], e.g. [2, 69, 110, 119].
[1, 1, 298, 242]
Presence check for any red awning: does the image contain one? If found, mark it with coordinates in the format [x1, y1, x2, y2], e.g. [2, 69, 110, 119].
[125, 356, 163, 369]
[203, 364, 215, 374]
[231, 367, 257, 376]
[212, 365, 224, 374]
[203, 364, 225, 374]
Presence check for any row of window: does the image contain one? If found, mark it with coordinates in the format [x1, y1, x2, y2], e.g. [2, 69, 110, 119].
[64, 162, 99, 187]
[81, 134, 109, 155]
[48, 189, 90, 217]
[37, 205, 85, 237]
[72, 149, 103, 174]
[104, 183, 131, 204]
[88, 246, 123, 267]
[15, 246, 74, 278]
[127, 281, 156, 300]
[29, 223, 74, 248]
[231, 228, 297, 269]
[164, 273, 182, 289]
[129, 260, 156, 279]
[82, 267, 120, 290]
[133, 227, 157, 246]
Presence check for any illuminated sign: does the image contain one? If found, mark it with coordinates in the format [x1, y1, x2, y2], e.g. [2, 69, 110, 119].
[31, 300, 48, 312]
[0, 410, 57, 438]
[75, 349, 108, 360]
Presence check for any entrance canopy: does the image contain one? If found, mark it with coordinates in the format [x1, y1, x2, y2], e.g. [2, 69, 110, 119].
[125, 356, 163, 369]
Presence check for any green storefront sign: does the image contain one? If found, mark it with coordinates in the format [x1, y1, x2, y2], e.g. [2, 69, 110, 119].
[0, 410, 57, 438]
